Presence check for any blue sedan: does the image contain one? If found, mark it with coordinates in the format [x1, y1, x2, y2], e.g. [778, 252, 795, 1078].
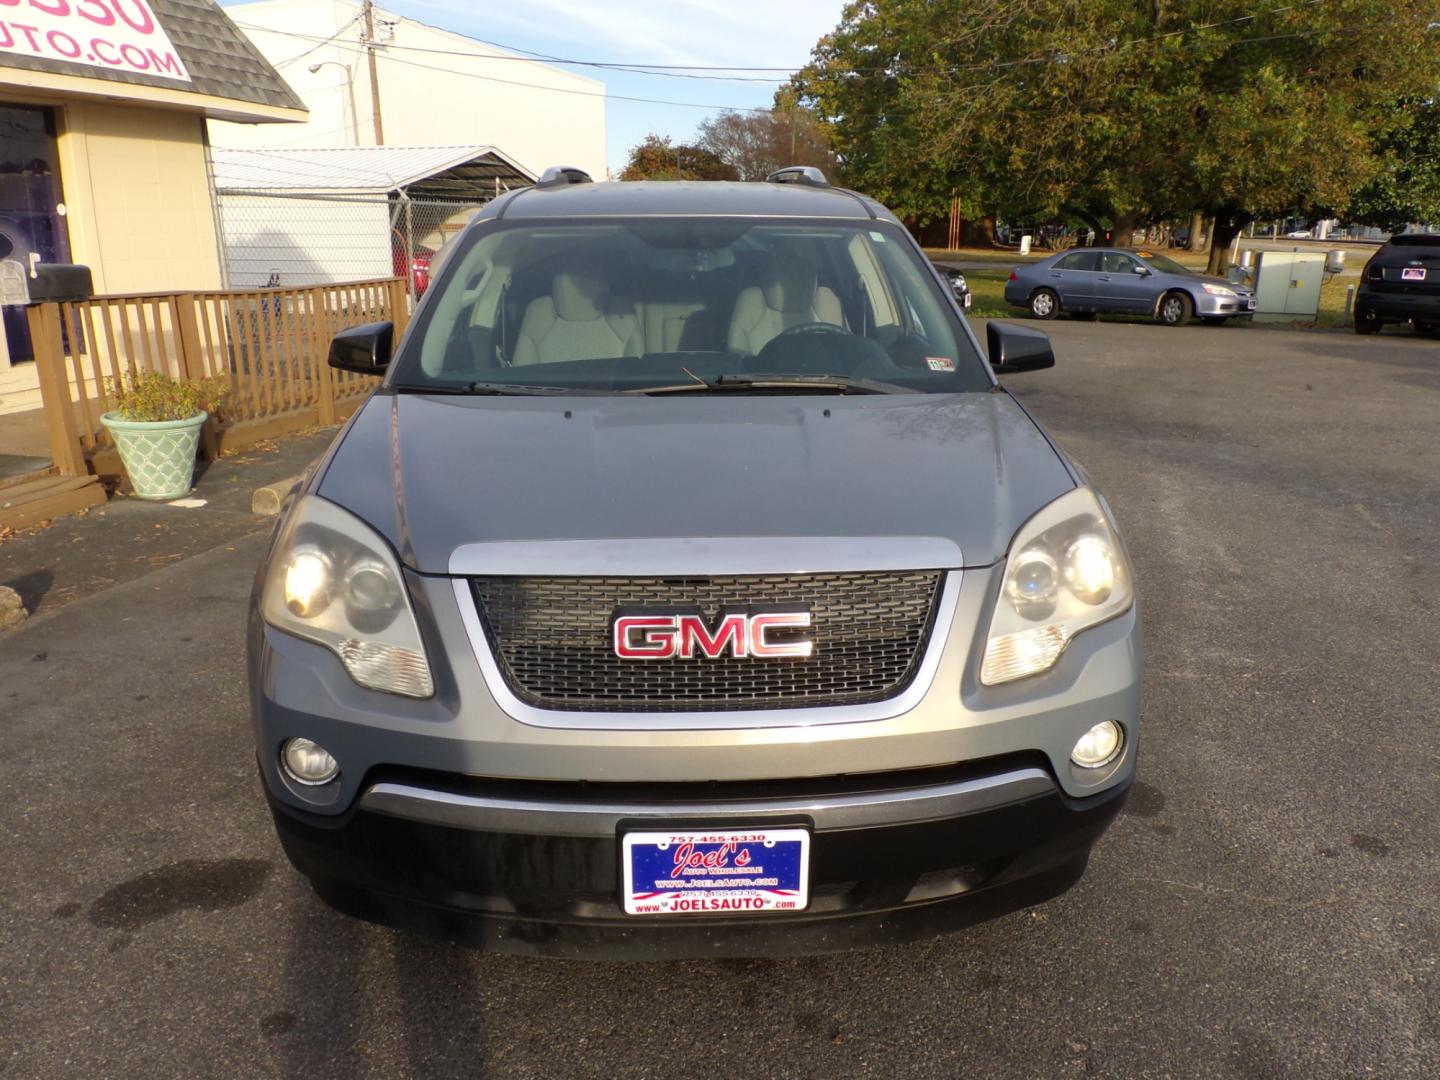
[1003, 248, 1256, 326]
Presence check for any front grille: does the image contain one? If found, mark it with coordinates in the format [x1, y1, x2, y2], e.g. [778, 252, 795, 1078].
[471, 571, 944, 712]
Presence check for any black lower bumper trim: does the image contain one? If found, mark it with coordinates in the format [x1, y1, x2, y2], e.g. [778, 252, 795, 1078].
[267, 768, 1130, 960]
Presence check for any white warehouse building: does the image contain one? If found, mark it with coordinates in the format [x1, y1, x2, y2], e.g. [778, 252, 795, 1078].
[208, 0, 607, 181]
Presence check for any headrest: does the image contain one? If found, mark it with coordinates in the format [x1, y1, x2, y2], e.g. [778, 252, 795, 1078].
[552, 271, 607, 321]
[762, 255, 819, 314]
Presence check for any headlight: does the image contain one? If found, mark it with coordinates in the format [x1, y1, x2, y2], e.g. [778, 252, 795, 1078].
[1201, 283, 1236, 297]
[262, 495, 434, 698]
[981, 487, 1133, 685]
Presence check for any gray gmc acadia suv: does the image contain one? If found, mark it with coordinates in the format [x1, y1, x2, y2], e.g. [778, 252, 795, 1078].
[248, 166, 1142, 959]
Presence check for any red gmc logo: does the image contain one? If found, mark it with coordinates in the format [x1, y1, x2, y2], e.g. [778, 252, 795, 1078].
[612, 610, 814, 660]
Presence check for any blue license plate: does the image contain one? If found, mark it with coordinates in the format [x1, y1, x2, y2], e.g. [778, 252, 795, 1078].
[622, 828, 810, 916]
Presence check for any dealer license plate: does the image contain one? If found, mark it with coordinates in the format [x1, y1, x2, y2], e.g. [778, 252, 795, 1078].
[1402, 267, 1427, 281]
[621, 828, 810, 916]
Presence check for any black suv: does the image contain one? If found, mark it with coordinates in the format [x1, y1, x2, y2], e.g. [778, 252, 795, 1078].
[1355, 233, 1440, 335]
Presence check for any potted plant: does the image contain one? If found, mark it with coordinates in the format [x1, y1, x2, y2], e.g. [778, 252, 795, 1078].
[100, 372, 229, 501]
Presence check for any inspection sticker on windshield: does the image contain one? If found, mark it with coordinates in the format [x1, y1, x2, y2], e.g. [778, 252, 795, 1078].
[927, 356, 957, 371]
[622, 828, 809, 916]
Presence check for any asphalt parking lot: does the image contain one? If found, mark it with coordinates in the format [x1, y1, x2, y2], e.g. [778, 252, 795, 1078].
[2, 320, 1437, 1079]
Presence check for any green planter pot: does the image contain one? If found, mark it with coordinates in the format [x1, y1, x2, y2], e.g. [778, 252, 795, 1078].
[100, 411, 208, 501]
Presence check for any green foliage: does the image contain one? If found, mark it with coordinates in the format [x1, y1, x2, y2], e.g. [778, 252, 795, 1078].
[793, 1, 1440, 234]
[619, 135, 739, 181]
[108, 370, 229, 423]
[1342, 100, 1440, 229]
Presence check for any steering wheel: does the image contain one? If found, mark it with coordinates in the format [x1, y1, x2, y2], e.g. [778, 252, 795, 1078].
[770, 321, 850, 342]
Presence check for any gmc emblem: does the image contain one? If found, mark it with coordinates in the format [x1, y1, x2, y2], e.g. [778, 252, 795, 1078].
[612, 610, 814, 660]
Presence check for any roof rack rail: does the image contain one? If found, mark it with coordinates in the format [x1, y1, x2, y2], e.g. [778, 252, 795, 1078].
[766, 166, 829, 187]
[537, 166, 593, 188]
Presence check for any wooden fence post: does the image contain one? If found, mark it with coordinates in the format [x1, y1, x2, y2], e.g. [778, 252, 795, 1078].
[387, 277, 411, 338]
[27, 303, 88, 477]
[170, 294, 219, 459]
[171, 294, 206, 381]
[313, 288, 337, 425]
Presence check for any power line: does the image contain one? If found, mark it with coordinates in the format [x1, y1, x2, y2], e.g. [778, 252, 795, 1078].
[230, 20, 802, 78]
[237, 1, 1331, 82]
[230, 1, 1358, 123]
[310, 35, 776, 113]
[266, 13, 363, 70]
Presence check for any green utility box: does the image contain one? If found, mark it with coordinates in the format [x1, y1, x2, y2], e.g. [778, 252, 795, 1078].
[1252, 251, 1326, 321]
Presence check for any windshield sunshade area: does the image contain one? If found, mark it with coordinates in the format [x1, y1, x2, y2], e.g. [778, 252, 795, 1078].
[394, 218, 990, 394]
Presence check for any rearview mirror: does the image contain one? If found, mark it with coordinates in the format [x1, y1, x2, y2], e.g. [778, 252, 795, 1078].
[329, 321, 393, 374]
[986, 321, 1055, 374]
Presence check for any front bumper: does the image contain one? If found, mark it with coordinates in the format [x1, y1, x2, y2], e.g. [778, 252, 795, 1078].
[250, 550, 1141, 956]
[1194, 292, 1255, 317]
[268, 755, 1130, 959]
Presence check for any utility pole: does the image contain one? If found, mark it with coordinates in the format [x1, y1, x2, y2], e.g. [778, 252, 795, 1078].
[361, 0, 385, 145]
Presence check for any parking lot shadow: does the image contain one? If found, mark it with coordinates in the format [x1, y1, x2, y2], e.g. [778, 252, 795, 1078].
[272, 885, 376, 1077]
[271, 880, 491, 1078]
[3, 567, 53, 614]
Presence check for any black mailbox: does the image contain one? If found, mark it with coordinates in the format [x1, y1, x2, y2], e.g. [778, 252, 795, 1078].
[0, 262, 94, 305]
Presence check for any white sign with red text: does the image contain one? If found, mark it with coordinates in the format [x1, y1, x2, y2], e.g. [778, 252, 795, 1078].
[0, 0, 190, 82]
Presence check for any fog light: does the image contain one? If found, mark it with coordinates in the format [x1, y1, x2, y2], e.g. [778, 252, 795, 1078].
[281, 737, 339, 785]
[1071, 721, 1122, 768]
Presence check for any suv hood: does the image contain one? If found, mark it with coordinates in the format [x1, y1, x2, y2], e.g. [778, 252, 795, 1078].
[318, 392, 1075, 574]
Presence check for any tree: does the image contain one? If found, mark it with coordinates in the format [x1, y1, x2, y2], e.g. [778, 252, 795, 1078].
[1341, 100, 1440, 230]
[793, 1, 1440, 271]
[695, 99, 838, 181]
[619, 135, 739, 181]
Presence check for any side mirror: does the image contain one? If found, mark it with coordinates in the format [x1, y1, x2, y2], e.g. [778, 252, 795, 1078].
[986, 321, 1055, 375]
[1133, 265, 1151, 275]
[328, 321, 393, 374]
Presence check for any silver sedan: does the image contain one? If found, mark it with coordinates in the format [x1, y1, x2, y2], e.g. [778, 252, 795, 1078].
[1003, 248, 1256, 326]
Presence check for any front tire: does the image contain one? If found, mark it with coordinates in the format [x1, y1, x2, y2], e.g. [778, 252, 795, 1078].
[1157, 291, 1193, 327]
[1030, 288, 1060, 320]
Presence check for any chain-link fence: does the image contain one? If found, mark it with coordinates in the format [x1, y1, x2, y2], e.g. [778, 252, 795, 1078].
[216, 191, 483, 299]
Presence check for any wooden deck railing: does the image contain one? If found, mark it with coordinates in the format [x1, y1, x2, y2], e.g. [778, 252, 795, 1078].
[28, 277, 408, 477]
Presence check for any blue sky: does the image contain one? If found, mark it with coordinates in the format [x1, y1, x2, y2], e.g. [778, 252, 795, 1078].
[367, 0, 847, 175]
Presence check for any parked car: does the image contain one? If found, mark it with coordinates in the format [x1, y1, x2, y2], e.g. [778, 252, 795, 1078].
[248, 166, 1140, 959]
[1354, 233, 1440, 336]
[939, 266, 972, 310]
[392, 245, 434, 297]
[1004, 247, 1256, 326]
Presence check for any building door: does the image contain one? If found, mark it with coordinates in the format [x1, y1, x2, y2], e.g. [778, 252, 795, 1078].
[0, 105, 72, 365]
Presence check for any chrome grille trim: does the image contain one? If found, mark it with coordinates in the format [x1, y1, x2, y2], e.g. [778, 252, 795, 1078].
[472, 571, 941, 712]
[451, 572, 962, 732]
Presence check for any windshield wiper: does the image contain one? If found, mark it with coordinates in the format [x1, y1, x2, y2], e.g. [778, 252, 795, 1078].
[634, 373, 912, 395]
[394, 381, 622, 396]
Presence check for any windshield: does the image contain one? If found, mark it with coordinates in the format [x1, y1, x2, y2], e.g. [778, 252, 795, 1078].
[1135, 251, 1191, 275]
[390, 218, 990, 394]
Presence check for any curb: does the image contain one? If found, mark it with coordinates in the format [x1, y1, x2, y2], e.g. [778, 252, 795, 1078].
[251, 474, 305, 516]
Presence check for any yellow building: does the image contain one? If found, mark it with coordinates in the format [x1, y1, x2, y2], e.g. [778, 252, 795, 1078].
[0, 0, 305, 417]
